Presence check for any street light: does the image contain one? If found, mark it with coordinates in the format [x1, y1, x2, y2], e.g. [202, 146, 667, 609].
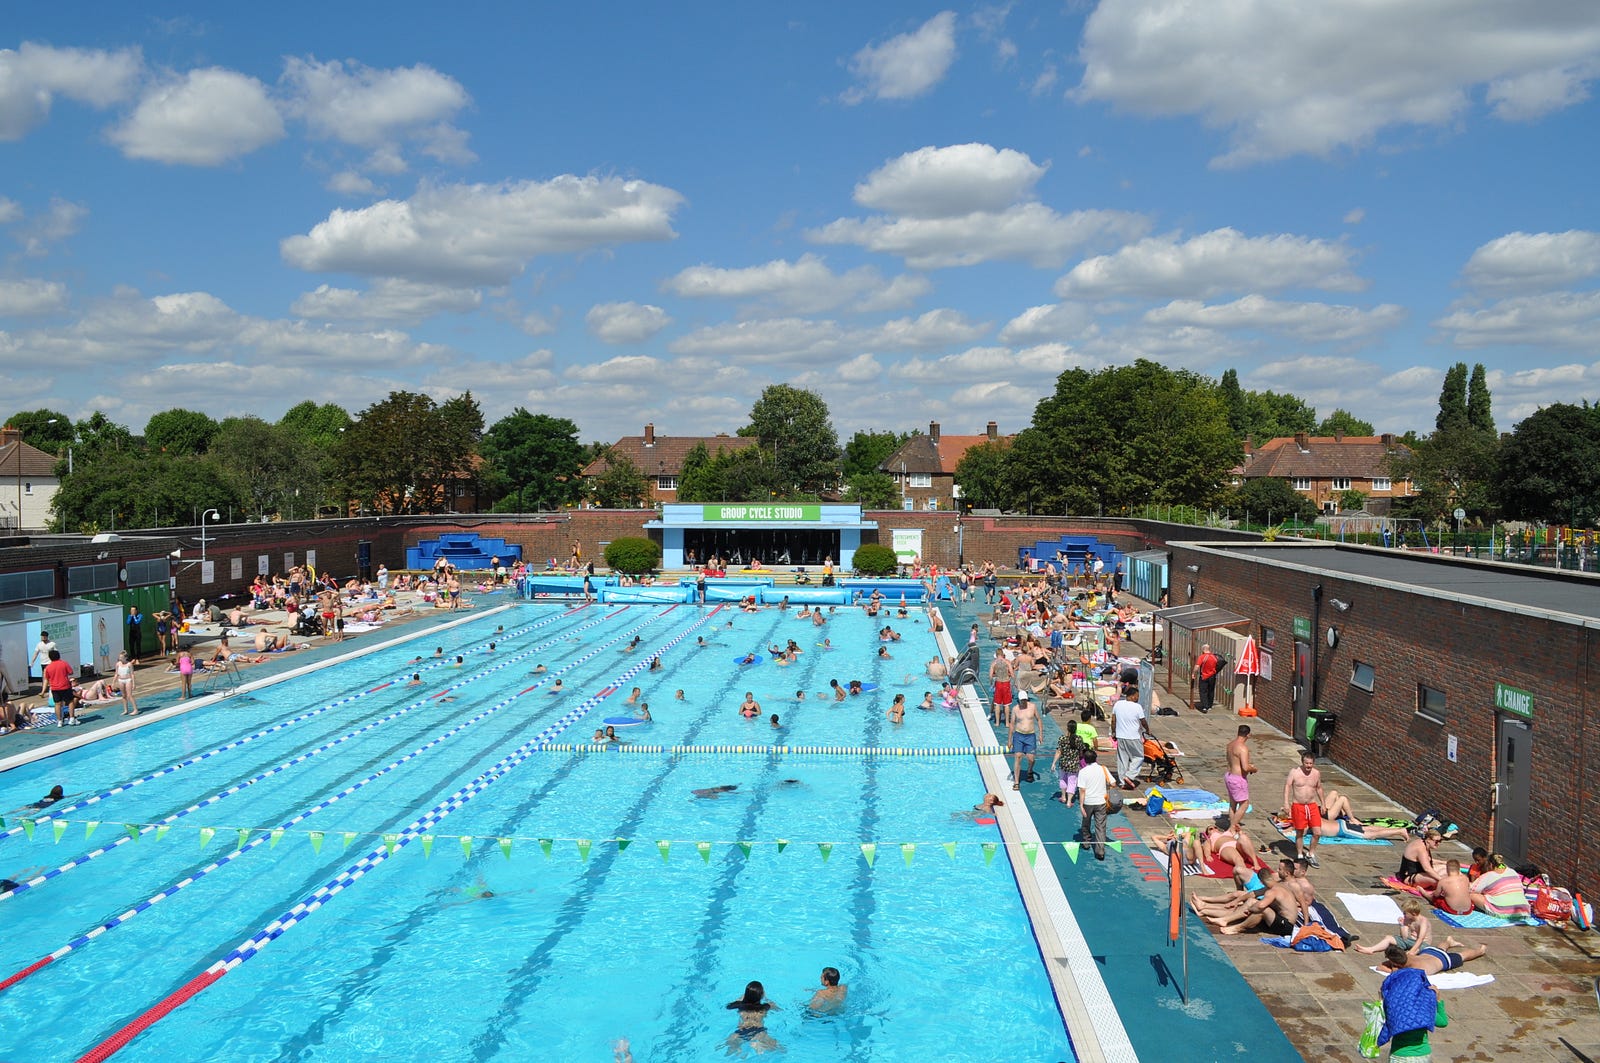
[200, 509, 220, 569]
[45, 418, 72, 531]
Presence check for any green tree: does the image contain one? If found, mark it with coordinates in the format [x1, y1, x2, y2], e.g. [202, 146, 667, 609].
[1232, 476, 1319, 526]
[1218, 369, 1249, 436]
[72, 411, 135, 465]
[844, 471, 900, 509]
[604, 536, 661, 574]
[1494, 402, 1600, 525]
[1467, 363, 1495, 434]
[1338, 489, 1369, 512]
[1388, 428, 1500, 522]
[842, 429, 906, 479]
[50, 449, 241, 532]
[587, 449, 651, 508]
[1240, 389, 1317, 442]
[480, 409, 583, 512]
[336, 391, 474, 514]
[278, 401, 352, 449]
[3, 408, 74, 452]
[953, 440, 1014, 510]
[211, 417, 323, 520]
[144, 408, 220, 455]
[741, 384, 841, 495]
[1436, 362, 1470, 433]
[677, 442, 721, 502]
[1316, 409, 1375, 436]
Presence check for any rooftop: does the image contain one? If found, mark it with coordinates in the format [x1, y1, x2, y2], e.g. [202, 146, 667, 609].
[1240, 433, 1408, 480]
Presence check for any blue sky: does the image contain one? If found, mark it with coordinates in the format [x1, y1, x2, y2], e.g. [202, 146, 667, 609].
[2, 2, 1599, 444]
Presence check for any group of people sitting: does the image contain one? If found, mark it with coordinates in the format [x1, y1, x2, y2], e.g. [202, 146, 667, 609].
[1395, 832, 1534, 918]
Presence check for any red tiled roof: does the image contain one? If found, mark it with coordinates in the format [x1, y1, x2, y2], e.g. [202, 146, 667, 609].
[583, 434, 748, 477]
[879, 433, 1007, 476]
[1241, 435, 1409, 480]
[0, 439, 61, 478]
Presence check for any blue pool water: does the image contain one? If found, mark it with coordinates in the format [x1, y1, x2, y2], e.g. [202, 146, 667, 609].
[0, 603, 1074, 1061]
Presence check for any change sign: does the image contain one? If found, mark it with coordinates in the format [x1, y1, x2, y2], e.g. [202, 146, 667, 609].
[1494, 682, 1533, 719]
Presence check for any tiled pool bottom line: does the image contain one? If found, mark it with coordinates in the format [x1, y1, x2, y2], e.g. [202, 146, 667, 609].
[934, 611, 1137, 1063]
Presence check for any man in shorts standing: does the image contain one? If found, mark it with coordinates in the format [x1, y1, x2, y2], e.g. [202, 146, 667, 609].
[1008, 688, 1039, 789]
[989, 649, 1013, 727]
[1284, 752, 1327, 868]
[1224, 725, 1257, 832]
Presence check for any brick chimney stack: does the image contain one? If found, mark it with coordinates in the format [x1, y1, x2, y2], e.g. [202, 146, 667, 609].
[0, 426, 19, 446]
[986, 421, 998, 440]
[929, 421, 940, 443]
[644, 422, 655, 446]
[1294, 431, 1309, 450]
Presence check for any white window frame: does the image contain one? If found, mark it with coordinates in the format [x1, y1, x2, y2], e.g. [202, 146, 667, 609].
[906, 473, 933, 488]
[22, 482, 31, 496]
[656, 475, 678, 491]
[1291, 477, 1312, 491]
[923, 497, 939, 510]
[1372, 477, 1392, 492]
[1331, 477, 1352, 491]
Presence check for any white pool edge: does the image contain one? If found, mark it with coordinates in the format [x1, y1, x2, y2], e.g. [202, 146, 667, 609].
[934, 609, 1137, 1063]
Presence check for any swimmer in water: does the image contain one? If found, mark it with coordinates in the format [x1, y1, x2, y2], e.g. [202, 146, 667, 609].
[487, 642, 496, 652]
[877, 646, 891, 659]
[675, 689, 685, 700]
[739, 692, 761, 718]
[697, 636, 707, 646]
[638, 703, 652, 722]
[625, 686, 642, 704]
[434, 647, 444, 658]
[549, 679, 564, 694]
[593, 729, 607, 742]
[650, 656, 663, 671]
[848, 680, 863, 696]
[407, 673, 422, 686]
[725, 981, 781, 1055]
[740, 652, 758, 665]
[795, 690, 806, 701]
[830, 679, 846, 702]
[819, 638, 831, 649]
[33, 785, 65, 808]
[770, 713, 781, 729]
[454, 655, 464, 666]
[919, 691, 934, 709]
[692, 785, 739, 799]
[532, 663, 547, 673]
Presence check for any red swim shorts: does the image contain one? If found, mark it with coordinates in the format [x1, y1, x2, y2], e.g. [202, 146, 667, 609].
[1290, 802, 1323, 832]
[993, 681, 1013, 706]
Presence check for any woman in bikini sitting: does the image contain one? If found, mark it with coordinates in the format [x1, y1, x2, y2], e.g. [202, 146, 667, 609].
[1396, 830, 1443, 889]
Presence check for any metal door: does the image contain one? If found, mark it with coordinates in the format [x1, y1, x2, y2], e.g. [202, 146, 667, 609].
[1292, 640, 1312, 745]
[1495, 716, 1532, 863]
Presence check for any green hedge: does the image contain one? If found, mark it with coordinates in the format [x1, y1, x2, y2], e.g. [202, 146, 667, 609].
[604, 537, 661, 575]
[852, 543, 898, 576]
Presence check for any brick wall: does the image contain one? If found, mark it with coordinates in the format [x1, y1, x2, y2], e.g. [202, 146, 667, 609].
[1170, 542, 1599, 898]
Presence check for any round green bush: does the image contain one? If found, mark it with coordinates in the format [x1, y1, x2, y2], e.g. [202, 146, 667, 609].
[604, 536, 661, 575]
[852, 543, 898, 576]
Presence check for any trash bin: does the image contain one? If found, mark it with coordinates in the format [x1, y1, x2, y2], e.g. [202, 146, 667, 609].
[1306, 708, 1337, 758]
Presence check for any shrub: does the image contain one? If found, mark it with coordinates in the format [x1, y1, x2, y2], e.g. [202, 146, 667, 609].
[852, 543, 898, 576]
[604, 537, 661, 575]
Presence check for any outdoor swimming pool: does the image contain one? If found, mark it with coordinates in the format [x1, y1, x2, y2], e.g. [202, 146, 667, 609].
[0, 603, 1076, 1061]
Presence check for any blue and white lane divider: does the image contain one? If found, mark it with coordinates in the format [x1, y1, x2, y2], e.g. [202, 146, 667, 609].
[0, 605, 587, 846]
[76, 603, 723, 1063]
[0, 606, 673, 992]
[0, 606, 652, 902]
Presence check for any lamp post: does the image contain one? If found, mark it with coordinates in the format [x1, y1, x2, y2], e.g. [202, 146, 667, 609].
[45, 418, 72, 531]
[201, 508, 220, 570]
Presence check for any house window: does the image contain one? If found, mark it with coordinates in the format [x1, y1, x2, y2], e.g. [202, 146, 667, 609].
[656, 476, 677, 490]
[1350, 660, 1376, 693]
[1322, 500, 1336, 513]
[924, 497, 939, 511]
[1291, 478, 1312, 491]
[1331, 478, 1352, 491]
[907, 473, 932, 488]
[23, 482, 32, 495]
[1417, 683, 1446, 723]
[1372, 477, 1392, 492]
[454, 484, 468, 497]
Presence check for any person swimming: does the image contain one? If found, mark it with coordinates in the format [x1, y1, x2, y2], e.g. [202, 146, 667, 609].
[725, 980, 781, 1054]
[693, 785, 739, 799]
[407, 673, 422, 686]
[549, 679, 564, 694]
[33, 784, 65, 808]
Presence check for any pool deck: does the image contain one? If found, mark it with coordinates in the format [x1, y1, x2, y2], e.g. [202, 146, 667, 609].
[958, 590, 1600, 1063]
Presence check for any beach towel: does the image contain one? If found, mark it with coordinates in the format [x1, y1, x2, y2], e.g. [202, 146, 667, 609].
[1309, 900, 1355, 944]
[1338, 892, 1406, 925]
[1272, 816, 1391, 846]
[1368, 968, 1496, 990]
[1158, 787, 1220, 804]
[1382, 876, 1433, 899]
[1168, 807, 1232, 821]
[1472, 868, 1532, 917]
[1432, 907, 1543, 929]
[1147, 847, 1205, 877]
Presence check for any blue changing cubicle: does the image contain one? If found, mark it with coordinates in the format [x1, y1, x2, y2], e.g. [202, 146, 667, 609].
[1017, 536, 1124, 575]
[407, 533, 523, 571]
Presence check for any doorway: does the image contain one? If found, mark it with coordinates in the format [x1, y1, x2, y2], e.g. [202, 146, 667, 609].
[1495, 715, 1532, 864]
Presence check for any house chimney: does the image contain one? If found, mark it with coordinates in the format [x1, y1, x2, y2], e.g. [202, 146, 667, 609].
[1334, 428, 1344, 442]
[0, 426, 18, 446]
[1294, 431, 1309, 451]
[644, 422, 655, 446]
[986, 420, 997, 441]
[928, 421, 940, 443]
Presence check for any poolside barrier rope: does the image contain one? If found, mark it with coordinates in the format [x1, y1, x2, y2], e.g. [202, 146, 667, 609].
[0, 604, 583, 846]
[0, 605, 642, 903]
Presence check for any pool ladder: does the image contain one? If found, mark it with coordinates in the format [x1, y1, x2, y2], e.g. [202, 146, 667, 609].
[202, 658, 243, 698]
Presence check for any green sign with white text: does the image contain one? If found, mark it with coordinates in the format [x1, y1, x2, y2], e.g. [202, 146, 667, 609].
[701, 504, 823, 522]
[1494, 682, 1534, 719]
[1292, 616, 1311, 641]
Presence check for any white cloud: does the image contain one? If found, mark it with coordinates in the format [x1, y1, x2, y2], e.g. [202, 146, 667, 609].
[12, 197, 88, 256]
[327, 170, 382, 196]
[1055, 228, 1365, 299]
[1461, 230, 1600, 292]
[585, 301, 672, 344]
[898, 342, 1079, 382]
[291, 279, 482, 324]
[1031, 66, 1060, 97]
[1144, 295, 1406, 342]
[867, 308, 988, 349]
[1435, 290, 1600, 349]
[843, 11, 958, 104]
[1074, 0, 1600, 166]
[813, 201, 1147, 269]
[0, 278, 68, 316]
[1343, 208, 1366, 225]
[516, 309, 559, 336]
[667, 308, 983, 363]
[853, 143, 1046, 218]
[280, 175, 684, 285]
[835, 352, 883, 383]
[0, 197, 20, 224]
[0, 43, 142, 140]
[282, 56, 473, 164]
[663, 253, 929, 314]
[998, 303, 1094, 345]
[110, 68, 284, 165]
[566, 353, 668, 383]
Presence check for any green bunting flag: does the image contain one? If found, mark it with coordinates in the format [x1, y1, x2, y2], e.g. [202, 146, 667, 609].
[383, 834, 398, 856]
[343, 832, 358, 850]
[736, 841, 753, 859]
[577, 839, 593, 862]
[309, 830, 324, 853]
[124, 824, 141, 841]
[420, 834, 435, 859]
[981, 841, 998, 866]
[270, 828, 285, 849]
[1022, 841, 1038, 867]
[237, 829, 250, 850]
[460, 835, 473, 859]
[156, 825, 171, 842]
[85, 820, 99, 841]
[901, 843, 915, 867]
[697, 841, 712, 863]
[539, 837, 553, 858]
[775, 839, 789, 854]
[20, 818, 34, 840]
[0, 817, 5, 830]
[657, 840, 671, 863]
[818, 842, 833, 863]
[615, 838, 631, 853]
[1108, 841, 1123, 853]
[860, 843, 876, 867]
[53, 820, 68, 843]
[942, 841, 957, 860]
[1063, 842, 1080, 864]
[198, 826, 215, 849]
[498, 837, 513, 860]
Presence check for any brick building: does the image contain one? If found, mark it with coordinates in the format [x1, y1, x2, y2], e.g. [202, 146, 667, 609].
[580, 422, 745, 504]
[1240, 431, 1414, 514]
[1169, 539, 1598, 899]
[879, 421, 1005, 511]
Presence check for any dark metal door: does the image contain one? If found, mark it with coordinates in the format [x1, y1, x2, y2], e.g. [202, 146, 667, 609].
[1495, 717, 1532, 863]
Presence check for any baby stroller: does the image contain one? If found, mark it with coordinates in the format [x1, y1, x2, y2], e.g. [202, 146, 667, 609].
[1142, 736, 1184, 784]
[293, 613, 324, 637]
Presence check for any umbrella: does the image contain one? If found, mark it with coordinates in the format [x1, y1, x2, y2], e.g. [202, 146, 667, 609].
[1235, 636, 1261, 715]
